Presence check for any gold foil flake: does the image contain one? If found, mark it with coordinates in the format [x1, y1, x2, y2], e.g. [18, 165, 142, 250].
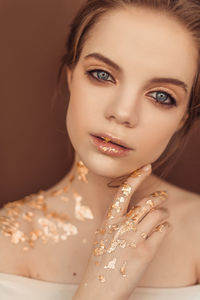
[104, 257, 117, 269]
[46, 211, 69, 222]
[106, 208, 114, 220]
[61, 222, 78, 236]
[98, 275, 106, 282]
[7, 207, 20, 218]
[127, 241, 137, 248]
[103, 137, 111, 143]
[151, 190, 168, 201]
[95, 227, 106, 235]
[118, 196, 125, 203]
[118, 219, 137, 235]
[141, 232, 148, 239]
[51, 189, 64, 197]
[94, 240, 106, 256]
[11, 230, 26, 244]
[121, 183, 132, 196]
[99, 145, 119, 153]
[77, 160, 88, 183]
[146, 199, 155, 208]
[120, 261, 127, 277]
[37, 218, 78, 244]
[118, 239, 127, 248]
[130, 170, 142, 178]
[22, 211, 34, 222]
[106, 224, 120, 234]
[74, 192, 94, 221]
[69, 175, 75, 183]
[126, 205, 148, 223]
[38, 218, 59, 242]
[112, 201, 121, 213]
[28, 196, 47, 211]
[154, 222, 168, 232]
[107, 240, 120, 254]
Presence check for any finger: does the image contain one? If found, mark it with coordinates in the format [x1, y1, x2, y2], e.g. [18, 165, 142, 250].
[125, 207, 169, 243]
[145, 221, 172, 257]
[105, 164, 152, 220]
[125, 190, 168, 224]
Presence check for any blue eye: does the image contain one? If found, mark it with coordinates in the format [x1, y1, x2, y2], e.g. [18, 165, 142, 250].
[148, 91, 177, 106]
[86, 69, 114, 82]
[86, 69, 177, 107]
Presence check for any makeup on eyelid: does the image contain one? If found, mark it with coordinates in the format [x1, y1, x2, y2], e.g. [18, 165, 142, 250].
[84, 69, 177, 107]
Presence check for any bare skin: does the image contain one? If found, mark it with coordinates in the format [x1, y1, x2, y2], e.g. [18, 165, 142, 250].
[0, 154, 199, 291]
[0, 5, 200, 297]
[25, 161, 200, 289]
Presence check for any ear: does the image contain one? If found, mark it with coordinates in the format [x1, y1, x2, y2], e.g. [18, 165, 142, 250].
[175, 112, 189, 132]
[66, 66, 73, 93]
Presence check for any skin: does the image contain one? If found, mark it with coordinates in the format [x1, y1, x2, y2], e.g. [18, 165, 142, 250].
[64, 6, 198, 218]
[0, 5, 200, 293]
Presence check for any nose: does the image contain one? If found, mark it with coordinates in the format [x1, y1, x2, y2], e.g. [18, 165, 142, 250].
[104, 89, 140, 128]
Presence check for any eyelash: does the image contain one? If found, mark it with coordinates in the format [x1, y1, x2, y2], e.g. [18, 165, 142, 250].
[85, 69, 177, 107]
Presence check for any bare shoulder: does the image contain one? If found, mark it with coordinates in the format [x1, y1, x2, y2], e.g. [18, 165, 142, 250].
[161, 179, 200, 282]
[0, 191, 46, 276]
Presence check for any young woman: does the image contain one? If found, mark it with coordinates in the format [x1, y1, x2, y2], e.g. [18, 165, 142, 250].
[0, 0, 200, 299]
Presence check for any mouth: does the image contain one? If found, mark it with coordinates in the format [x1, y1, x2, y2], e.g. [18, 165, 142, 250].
[90, 133, 133, 150]
[96, 136, 128, 149]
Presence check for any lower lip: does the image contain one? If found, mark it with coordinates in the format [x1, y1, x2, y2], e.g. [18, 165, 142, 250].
[90, 135, 132, 157]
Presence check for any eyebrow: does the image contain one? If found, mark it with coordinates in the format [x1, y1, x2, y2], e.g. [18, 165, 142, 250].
[84, 52, 188, 94]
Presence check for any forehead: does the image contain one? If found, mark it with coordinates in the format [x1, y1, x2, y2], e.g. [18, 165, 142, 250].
[80, 7, 198, 88]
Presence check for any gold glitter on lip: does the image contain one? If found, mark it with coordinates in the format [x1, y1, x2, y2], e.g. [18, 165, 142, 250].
[102, 137, 111, 143]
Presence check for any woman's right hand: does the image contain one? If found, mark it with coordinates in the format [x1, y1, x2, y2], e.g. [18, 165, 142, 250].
[73, 164, 172, 300]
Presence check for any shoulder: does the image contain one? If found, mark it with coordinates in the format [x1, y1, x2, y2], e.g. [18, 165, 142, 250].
[161, 180, 200, 282]
[0, 191, 46, 275]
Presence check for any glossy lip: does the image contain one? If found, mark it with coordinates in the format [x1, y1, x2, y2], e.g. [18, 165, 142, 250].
[90, 135, 132, 157]
[90, 133, 133, 150]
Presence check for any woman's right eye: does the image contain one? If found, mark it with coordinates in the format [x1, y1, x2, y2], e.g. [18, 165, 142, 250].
[85, 69, 115, 83]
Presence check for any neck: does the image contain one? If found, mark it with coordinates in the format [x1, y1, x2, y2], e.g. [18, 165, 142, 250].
[54, 152, 163, 220]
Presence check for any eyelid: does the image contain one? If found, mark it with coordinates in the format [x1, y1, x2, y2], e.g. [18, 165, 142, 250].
[147, 87, 177, 101]
[86, 68, 178, 105]
[86, 68, 116, 83]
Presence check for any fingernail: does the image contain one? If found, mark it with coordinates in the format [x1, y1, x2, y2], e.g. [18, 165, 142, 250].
[142, 164, 151, 172]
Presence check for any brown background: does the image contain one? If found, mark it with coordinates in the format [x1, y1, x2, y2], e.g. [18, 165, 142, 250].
[1, 0, 200, 206]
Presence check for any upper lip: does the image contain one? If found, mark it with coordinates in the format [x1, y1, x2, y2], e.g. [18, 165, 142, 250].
[90, 133, 133, 150]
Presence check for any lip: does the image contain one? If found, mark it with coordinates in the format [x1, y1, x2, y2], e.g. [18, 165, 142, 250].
[90, 135, 132, 157]
[90, 133, 133, 150]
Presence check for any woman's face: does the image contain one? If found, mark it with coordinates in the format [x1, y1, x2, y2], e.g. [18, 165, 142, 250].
[66, 7, 198, 178]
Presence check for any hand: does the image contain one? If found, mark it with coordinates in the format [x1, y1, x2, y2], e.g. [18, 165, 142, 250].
[73, 164, 172, 300]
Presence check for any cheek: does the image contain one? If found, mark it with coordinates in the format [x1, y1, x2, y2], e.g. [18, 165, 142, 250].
[66, 81, 96, 145]
[140, 118, 178, 162]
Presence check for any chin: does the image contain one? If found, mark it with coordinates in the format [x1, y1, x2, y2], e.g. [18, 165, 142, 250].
[77, 151, 142, 179]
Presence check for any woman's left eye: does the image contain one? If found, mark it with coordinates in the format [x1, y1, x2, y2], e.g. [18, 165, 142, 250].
[148, 91, 177, 106]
